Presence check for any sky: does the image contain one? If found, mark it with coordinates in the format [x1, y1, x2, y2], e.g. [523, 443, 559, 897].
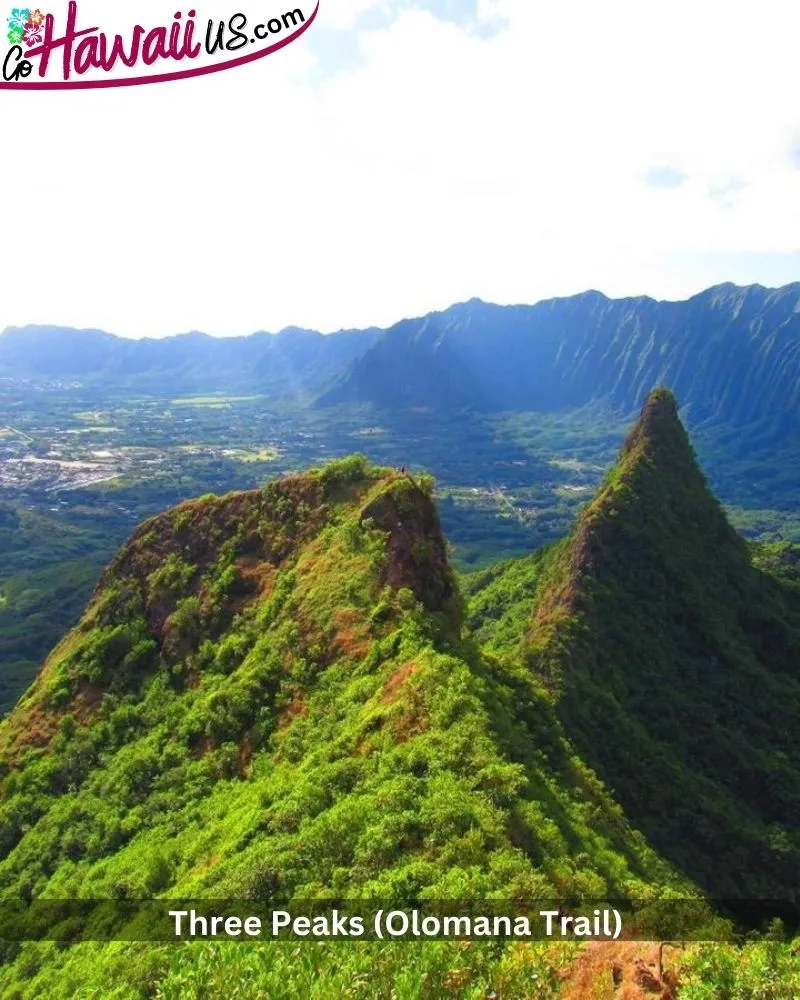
[2, 0, 800, 338]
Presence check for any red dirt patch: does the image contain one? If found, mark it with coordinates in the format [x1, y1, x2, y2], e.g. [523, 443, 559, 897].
[380, 661, 416, 704]
[331, 607, 371, 659]
[391, 706, 428, 743]
[71, 685, 103, 726]
[0, 703, 60, 761]
[560, 942, 680, 1000]
[235, 557, 277, 597]
[278, 692, 308, 730]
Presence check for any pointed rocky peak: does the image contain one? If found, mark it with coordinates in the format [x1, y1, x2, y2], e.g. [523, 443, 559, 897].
[619, 386, 688, 460]
[583, 388, 732, 535]
[519, 388, 800, 898]
[529, 387, 749, 630]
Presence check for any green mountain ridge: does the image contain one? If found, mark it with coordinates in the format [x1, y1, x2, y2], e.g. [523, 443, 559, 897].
[468, 389, 800, 897]
[0, 393, 798, 995]
[318, 284, 800, 428]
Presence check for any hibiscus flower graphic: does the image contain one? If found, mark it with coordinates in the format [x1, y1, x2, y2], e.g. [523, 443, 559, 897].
[6, 25, 23, 44]
[27, 7, 43, 25]
[6, 8, 30, 30]
[23, 20, 41, 44]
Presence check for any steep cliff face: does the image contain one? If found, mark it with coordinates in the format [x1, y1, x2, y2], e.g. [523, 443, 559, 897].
[319, 284, 800, 427]
[360, 476, 455, 615]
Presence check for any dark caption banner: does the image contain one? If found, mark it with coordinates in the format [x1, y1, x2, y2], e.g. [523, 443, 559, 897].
[0, 899, 797, 942]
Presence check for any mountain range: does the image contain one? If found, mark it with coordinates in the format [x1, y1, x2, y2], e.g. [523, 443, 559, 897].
[0, 390, 799, 996]
[320, 284, 800, 425]
[0, 324, 381, 395]
[3, 282, 800, 429]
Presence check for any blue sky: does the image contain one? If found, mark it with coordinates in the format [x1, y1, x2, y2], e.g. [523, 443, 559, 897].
[1, 0, 799, 337]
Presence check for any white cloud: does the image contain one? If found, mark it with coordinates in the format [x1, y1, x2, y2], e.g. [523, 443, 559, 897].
[323, 0, 383, 29]
[1, 0, 799, 337]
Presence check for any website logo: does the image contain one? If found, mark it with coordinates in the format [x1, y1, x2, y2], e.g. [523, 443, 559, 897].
[2, 0, 317, 89]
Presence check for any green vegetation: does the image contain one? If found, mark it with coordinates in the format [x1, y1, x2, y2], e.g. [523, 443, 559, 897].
[676, 936, 800, 999]
[468, 389, 800, 898]
[462, 548, 552, 653]
[0, 398, 798, 995]
[0, 504, 124, 715]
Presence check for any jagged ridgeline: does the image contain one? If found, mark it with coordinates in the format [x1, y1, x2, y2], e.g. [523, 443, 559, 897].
[469, 388, 800, 897]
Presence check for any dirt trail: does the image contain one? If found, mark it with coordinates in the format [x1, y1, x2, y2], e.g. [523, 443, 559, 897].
[559, 941, 680, 1000]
